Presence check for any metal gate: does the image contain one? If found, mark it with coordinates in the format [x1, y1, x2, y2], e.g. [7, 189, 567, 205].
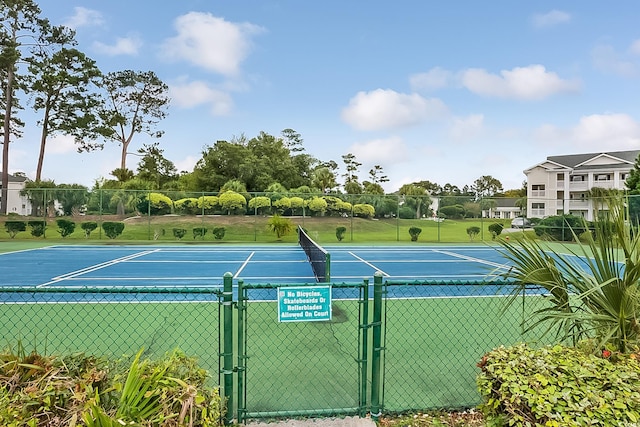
[218, 274, 385, 424]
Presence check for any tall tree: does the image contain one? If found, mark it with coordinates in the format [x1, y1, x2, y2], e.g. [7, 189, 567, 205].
[28, 45, 105, 181]
[135, 142, 177, 189]
[311, 166, 337, 193]
[0, 0, 49, 213]
[399, 183, 431, 219]
[99, 70, 170, 172]
[363, 165, 389, 195]
[472, 175, 503, 200]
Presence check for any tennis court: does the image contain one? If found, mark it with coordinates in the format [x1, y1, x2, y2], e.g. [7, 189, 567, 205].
[0, 243, 511, 289]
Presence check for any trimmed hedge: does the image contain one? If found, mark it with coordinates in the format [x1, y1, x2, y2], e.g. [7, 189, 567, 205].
[28, 220, 46, 237]
[56, 219, 76, 238]
[80, 221, 98, 238]
[102, 221, 125, 239]
[478, 343, 640, 426]
[4, 220, 26, 238]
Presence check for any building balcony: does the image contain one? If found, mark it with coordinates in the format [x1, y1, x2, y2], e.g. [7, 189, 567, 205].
[568, 181, 589, 191]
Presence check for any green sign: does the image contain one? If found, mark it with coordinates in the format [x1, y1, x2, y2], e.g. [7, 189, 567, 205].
[277, 285, 332, 322]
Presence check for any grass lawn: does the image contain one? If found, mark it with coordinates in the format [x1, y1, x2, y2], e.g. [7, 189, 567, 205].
[0, 214, 535, 246]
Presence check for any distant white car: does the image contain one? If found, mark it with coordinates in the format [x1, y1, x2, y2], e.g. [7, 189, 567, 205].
[511, 217, 531, 229]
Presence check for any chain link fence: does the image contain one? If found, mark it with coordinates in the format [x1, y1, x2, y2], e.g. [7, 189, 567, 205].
[0, 276, 554, 423]
[0, 287, 222, 378]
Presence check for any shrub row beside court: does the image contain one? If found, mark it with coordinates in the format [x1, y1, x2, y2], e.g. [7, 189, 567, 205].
[3, 220, 126, 239]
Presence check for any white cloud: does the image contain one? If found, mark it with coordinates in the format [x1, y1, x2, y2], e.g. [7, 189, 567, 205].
[63, 7, 104, 29]
[93, 36, 142, 56]
[535, 113, 640, 151]
[349, 136, 409, 164]
[175, 155, 199, 174]
[630, 39, 640, 55]
[48, 135, 77, 154]
[460, 65, 580, 100]
[341, 89, 448, 131]
[531, 10, 571, 28]
[591, 44, 639, 77]
[169, 80, 234, 116]
[162, 12, 265, 76]
[409, 67, 453, 91]
[449, 114, 484, 141]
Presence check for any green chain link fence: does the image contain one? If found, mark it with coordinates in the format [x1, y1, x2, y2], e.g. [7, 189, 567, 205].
[0, 286, 223, 378]
[0, 275, 552, 424]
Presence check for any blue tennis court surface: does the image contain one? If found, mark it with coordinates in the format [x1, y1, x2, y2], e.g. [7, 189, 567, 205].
[0, 244, 512, 289]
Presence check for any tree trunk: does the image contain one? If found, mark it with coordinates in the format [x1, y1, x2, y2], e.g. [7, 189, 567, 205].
[1, 67, 15, 215]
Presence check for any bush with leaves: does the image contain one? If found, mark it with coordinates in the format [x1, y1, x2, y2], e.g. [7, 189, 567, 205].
[488, 222, 503, 239]
[477, 343, 640, 427]
[466, 226, 480, 241]
[193, 227, 208, 239]
[4, 220, 26, 238]
[173, 228, 187, 239]
[212, 227, 226, 240]
[81, 221, 98, 238]
[56, 219, 76, 238]
[28, 220, 46, 237]
[267, 215, 294, 239]
[336, 226, 347, 241]
[408, 226, 422, 241]
[499, 195, 640, 353]
[353, 203, 375, 218]
[137, 192, 173, 215]
[533, 214, 591, 241]
[102, 222, 125, 239]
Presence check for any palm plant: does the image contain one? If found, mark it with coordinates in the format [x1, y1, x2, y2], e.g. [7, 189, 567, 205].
[499, 194, 640, 353]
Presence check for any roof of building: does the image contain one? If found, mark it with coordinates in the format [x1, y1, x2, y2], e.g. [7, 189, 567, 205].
[525, 150, 640, 173]
[0, 172, 29, 183]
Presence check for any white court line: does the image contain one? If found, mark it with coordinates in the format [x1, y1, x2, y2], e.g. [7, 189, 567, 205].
[348, 252, 390, 277]
[37, 249, 160, 288]
[431, 249, 510, 270]
[234, 251, 255, 279]
[0, 246, 55, 256]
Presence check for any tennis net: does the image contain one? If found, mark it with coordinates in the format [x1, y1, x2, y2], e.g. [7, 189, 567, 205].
[297, 226, 331, 282]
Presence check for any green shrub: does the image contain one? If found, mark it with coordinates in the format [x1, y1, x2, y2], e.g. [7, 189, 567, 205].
[439, 204, 465, 219]
[266, 215, 294, 239]
[193, 227, 208, 239]
[56, 219, 76, 238]
[477, 343, 640, 427]
[137, 192, 173, 215]
[212, 227, 226, 240]
[172, 228, 187, 239]
[398, 206, 415, 219]
[4, 220, 26, 238]
[102, 221, 125, 239]
[336, 226, 347, 241]
[488, 222, 503, 239]
[80, 221, 98, 238]
[408, 226, 422, 241]
[28, 220, 46, 237]
[534, 214, 591, 241]
[353, 203, 375, 218]
[466, 226, 480, 240]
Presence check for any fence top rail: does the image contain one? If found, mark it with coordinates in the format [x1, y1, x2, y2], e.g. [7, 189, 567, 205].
[383, 279, 515, 286]
[238, 281, 367, 290]
[0, 286, 224, 295]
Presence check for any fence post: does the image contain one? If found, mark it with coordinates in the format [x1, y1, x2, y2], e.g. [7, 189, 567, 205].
[222, 272, 234, 425]
[370, 272, 384, 421]
[236, 279, 246, 424]
[359, 278, 369, 417]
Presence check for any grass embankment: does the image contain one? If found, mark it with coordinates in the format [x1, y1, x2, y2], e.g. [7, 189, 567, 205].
[0, 215, 533, 247]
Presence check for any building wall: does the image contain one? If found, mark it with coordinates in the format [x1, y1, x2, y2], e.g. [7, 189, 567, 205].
[525, 159, 633, 221]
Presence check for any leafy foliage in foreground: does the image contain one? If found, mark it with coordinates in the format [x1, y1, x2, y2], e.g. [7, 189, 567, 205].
[499, 195, 640, 353]
[477, 343, 640, 427]
[0, 346, 222, 427]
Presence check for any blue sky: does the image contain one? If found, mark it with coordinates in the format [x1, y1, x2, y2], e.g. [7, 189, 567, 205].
[10, 1, 640, 192]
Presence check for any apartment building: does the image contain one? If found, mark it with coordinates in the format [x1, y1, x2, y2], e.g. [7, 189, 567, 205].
[0, 172, 32, 215]
[524, 150, 639, 221]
